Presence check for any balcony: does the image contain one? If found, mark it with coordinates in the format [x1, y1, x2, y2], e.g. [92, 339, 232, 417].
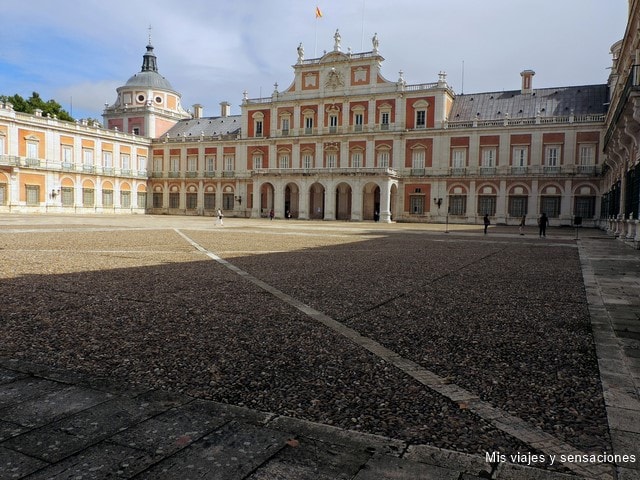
[168, 171, 181, 178]
[252, 167, 397, 177]
[185, 171, 198, 178]
[410, 168, 426, 176]
[450, 167, 466, 176]
[510, 166, 528, 175]
[204, 171, 216, 178]
[543, 166, 561, 175]
[479, 167, 496, 176]
[222, 171, 235, 178]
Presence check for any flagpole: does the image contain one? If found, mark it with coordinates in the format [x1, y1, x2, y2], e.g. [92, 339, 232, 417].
[314, 15, 318, 57]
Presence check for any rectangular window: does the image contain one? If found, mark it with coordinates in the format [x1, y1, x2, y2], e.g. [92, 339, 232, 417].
[416, 110, 426, 128]
[303, 154, 313, 169]
[83, 188, 94, 207]
[27, 142, 38, 159]
[137, 192, 147, 209]
[102, 189, 113, 207]
[452, 149, 466, 174]
[305, 116, 314, 134]
[137, 156, 146, 172]
[253, 155, 263, 170]
[354, 113, 364, 131]
[281, 117, 290, 134]
[63, 146, 73, 166]
[255, 120, 263, 137]
[121, 191, 131, 208]
[326, 153, 337, 168]
[0, 183, 5, 205]
[477, 195, 496, 215]
[508, 196, 528, 217]
[381, 111, 390, 129]
[412, 150, 425, 169]
[513, 146, 528, 166]
[206, 156, 215, 172]
[329, 115, 338, 133]
[224, 155, 234, 171]
[410, 195, 424, 214]
[545, 146, 561, 172]
[187, 156, 197, 173]
[152, 192, 163, 208]
[103, 151, 113, 168]
[61, 187, 74, 206]
[153, 157, 163, 172]
[351, 152, 362, 168]
[121, 154, 130, 172]
[186, 193, 197, 209]
[170, 156, 179, 172]
[279, 154, 290, 169]
[578, 145, 595, 174]
[540, 196, 561, 217]
[377, 151, 389, 168]
[204, 193, 215, 210]
[574, 196, 595, 218]
[26, 185, 40, 205]
[83, 149, 93, 165]
[169, 192, 180, 208]
[481, 148, 496, 167]
[449, 195, 466, 215]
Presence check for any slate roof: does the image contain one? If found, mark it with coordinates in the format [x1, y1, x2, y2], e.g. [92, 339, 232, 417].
[448, 84, 609, 122]
[164, 116, 242, 138]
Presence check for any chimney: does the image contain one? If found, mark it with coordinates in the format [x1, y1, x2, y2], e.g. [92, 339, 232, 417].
[192, 104, 203, 119]
[220, 101, 231, 117]
[520, 70, 535, 94]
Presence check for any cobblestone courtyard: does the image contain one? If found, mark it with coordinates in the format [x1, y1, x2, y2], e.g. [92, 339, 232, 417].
[0, 215, 637, 479]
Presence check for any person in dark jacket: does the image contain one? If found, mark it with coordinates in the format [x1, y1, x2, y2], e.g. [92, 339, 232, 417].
[538, 212, 549, 237]
[483, 214, 490, 234]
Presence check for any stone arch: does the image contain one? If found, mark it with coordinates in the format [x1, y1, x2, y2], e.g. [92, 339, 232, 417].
[260, 182, 275, 216]
[309, 182, 325, 219]
[335, 182, 352, 220]
[284, 182, 300, 218]
[362, 182, 380, 220]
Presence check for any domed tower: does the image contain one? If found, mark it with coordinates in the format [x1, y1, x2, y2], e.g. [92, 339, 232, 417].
[103, 42, 190, 138]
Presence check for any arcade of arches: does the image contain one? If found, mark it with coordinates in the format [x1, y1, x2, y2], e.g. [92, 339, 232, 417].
[255, 179, 398, 221]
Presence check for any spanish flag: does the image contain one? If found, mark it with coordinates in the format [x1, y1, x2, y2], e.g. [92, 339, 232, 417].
[315, 6, 323, 18]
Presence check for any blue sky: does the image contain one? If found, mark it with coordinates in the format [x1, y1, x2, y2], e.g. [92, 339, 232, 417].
[0, 0, 629, 122]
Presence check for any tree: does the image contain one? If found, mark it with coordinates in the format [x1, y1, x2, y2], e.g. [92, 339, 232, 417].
[0, 92, 74, 121]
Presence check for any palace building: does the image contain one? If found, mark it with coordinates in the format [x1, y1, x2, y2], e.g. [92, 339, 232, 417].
[0, 7, 638, 242]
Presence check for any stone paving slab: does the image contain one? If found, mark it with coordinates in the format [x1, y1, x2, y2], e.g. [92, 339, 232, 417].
[0, 445, 48, 478]
[134, 421, 289, 480]
[3, 396, 175, 462]
[0, 384, 112, 429]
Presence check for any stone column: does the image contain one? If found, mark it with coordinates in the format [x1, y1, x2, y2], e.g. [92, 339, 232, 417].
[324, 180, 336, 220]
[298, 179, 310, 219]
[351, 179, 363, 221]
[380, 179, 392, 223]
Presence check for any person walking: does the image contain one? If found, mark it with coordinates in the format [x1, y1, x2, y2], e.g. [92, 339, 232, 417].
[483, 214, 490, 235]
[538, 212, 549, 237]
[216, 208, 224, 226]
[269, 209, 274, 221]
[519, 215, 526, 235]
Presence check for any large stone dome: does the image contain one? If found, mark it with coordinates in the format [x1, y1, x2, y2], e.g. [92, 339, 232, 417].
[124, 70, 175, 91]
